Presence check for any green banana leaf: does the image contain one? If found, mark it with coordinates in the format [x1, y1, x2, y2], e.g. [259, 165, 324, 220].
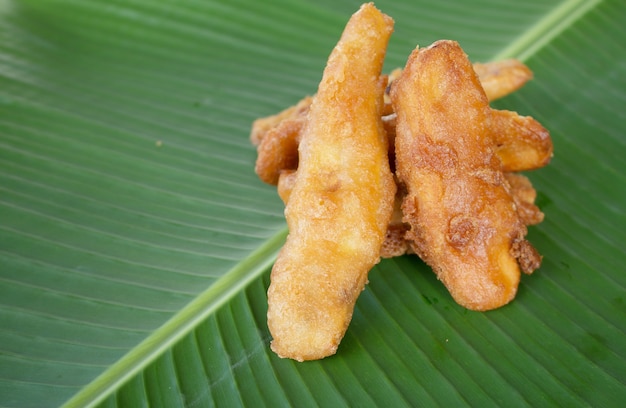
[1, 0, 624, 406]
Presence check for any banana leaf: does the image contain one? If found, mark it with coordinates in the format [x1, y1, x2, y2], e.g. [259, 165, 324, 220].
[1, 0, 624, 406]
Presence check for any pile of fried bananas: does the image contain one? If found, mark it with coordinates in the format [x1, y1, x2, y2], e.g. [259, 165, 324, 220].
[251, 3, 553, 361]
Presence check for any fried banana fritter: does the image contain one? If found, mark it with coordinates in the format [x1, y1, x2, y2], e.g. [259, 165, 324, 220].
[252, 4, 555, 360]
[250, 96, 311, 147]
[473, 59, 533, 101]
[491, 109, 553, 172]
[253, 96, 311, 184]
[391, 40, 541, 311]
[267, 3, 396, 361]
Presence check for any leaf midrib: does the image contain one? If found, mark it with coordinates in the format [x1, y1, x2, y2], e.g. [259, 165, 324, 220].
[61, 228, 287, 408]
[492, 0, 602, 61]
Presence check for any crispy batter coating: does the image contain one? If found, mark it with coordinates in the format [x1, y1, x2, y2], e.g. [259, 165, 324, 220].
[391, 40, 540, 311]
[505, 173, 544, 226]
[473, 59, 533, 101]
[267, 3, 396, 361]
[280, 170, 413, 259]
[491, 109, 553, 172]
[253, 97, 311, 185]
[255, 117, 304, 185]
[250, 96, 312, 146]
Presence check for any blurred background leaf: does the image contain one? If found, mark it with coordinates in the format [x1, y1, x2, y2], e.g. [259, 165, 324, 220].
[0, 0, 624, 407]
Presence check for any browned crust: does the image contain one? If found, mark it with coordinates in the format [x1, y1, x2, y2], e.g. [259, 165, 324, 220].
[267, 3, 396, 361]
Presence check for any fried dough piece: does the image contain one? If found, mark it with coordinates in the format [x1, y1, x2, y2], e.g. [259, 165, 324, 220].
[281, 172, 411, 258]
[491, 109, 553, 172]
[391, 40, 540, 311]
[267, 3, 396, 361]
[279, 169, 411, 258]
[255, 116, 305, 185]
[505, 173, 544, 226]
[250, 96, 312, 146]
[253, 97, 311, 184]
[473, 59, 533, 102]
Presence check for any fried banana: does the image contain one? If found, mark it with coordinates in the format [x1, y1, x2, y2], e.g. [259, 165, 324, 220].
[252, 97, 311, 185]
[391, 40, 541, 311]
[250, 96, 312, 147]
[491, 109, 553, 172]
[473, 59, 533, 102]
[267, 3, 396, 361]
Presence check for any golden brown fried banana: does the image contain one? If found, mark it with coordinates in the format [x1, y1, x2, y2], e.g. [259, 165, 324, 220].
[491, 109, 553, 172]
[253, 97, 311, 184]
[391, 40, 539, 311]
[279, 168, 410, 258]
[473, 59, 533, 101]
[250, 96, 312, 146]
[255, 118, 304, 185]
[279, 171, 411, 258]
[267, 3, 396, 361]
